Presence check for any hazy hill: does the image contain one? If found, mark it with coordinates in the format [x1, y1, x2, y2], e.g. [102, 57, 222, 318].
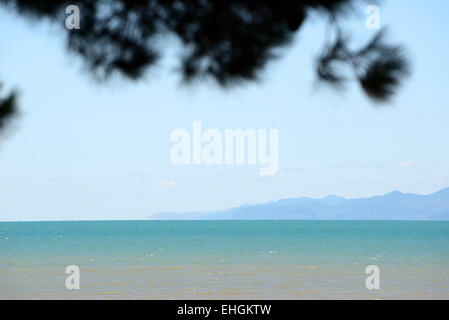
[149, 187, 449, 220]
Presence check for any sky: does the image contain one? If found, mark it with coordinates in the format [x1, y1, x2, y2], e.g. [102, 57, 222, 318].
[1, 1, 448, 221]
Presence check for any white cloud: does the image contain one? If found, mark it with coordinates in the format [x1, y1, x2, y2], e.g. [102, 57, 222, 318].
[400, 160, 413, 167]
[153, 181, 180, 188]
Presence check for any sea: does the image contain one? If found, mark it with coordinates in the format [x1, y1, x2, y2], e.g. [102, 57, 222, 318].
[1, 220, 448, 299]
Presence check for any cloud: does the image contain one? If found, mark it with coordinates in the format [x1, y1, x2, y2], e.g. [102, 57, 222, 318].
[400, 160, 413, 167]
[330, 162, 352, 168]
[153, 181, 180, 188]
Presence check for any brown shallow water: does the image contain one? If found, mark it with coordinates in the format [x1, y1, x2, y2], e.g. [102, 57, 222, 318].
[1, 264, 448, 299]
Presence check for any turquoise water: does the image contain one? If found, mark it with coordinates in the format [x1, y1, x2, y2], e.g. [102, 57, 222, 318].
[1, 221, 449, 299]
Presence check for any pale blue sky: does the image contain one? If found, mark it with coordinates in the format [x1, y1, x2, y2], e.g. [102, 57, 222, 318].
[1, 1, 448, 221]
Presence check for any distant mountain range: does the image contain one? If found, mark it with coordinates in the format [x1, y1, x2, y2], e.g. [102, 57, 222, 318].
[149, 187, 449, 220]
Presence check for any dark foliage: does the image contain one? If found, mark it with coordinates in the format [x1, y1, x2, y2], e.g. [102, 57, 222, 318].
[0, 84, 18, 135]
[0, 0, 410, 134]
[316, 29, 410, 102]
